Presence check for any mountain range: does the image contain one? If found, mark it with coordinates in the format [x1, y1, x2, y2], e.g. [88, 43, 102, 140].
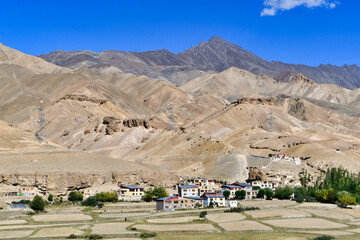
[1, 40, 360, 194]
[39, 36, 360, 89]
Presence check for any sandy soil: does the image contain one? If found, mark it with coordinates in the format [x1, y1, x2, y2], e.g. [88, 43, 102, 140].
[0, 219, 27, 225]
[32, 214, 92, 222]
[91, 222, 135, 234]
[0, 223, 70, 231]
[98, 212, 150, 218]
[293, 202, 339, 209]
[219, 220, 273, 231]
[240, 200, 295, 208]
[94, 207, 155, 213]
[263, 218, 348, 229]
[148, 216, 198, 223]
[289, 230, 354, 236]
[0, 230, 33, 239]
[304, 209, 354, 220]
[206, 213, 246, 223]
[30, 227, 83, 238]
[348, 228, 360, 233]
[247, 209, 311, 219]
[106, 202, 156, 207]
[135, 224, 219, 232]
[335, 208, 360, 218]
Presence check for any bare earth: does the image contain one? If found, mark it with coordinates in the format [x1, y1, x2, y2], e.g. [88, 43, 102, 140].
[304, 209, 354, 220]
[91, 222, 136, 235]
[98, 212, 151, 218]
[335, 208, 360, 218]
[240, 200, 295, 208]
[32, 213, 92, 222]
[219, 220, 273, 231]
[147, 216, 198, 223]
[30, 227, 84, 238]
[0, 230, 33, 239]
[135, 224, 220, 232]
[0, 219, 27, 225]
[246, 209, 311, 219]
[289, 230, 354, 236]
[206, 213, 246, 223]
[263, 218, 348, 229]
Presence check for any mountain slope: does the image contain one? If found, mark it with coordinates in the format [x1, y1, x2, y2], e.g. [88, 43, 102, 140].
[39, 37, 360, 89]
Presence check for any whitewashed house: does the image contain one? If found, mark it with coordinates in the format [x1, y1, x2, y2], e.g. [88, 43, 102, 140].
[202, 193, 225, 207]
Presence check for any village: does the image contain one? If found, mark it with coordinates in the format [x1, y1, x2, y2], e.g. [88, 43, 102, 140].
[0, 175, 280, 211]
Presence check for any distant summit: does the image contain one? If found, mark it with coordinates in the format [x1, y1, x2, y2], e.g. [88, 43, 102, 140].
[39, 36, 360, 89]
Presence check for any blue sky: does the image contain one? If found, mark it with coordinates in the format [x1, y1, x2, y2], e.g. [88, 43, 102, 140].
[0, 0, 358, 66]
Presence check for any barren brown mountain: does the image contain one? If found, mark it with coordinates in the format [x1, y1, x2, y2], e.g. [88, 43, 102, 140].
[1, 42, 360, 194]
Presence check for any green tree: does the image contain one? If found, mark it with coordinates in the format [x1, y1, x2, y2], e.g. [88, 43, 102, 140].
[275, 186, 293, 200]
[257, 189, 265, 199]
[30, 195, 46, 211]
[142, 188, 154, 202]
[223, 190, 231, 199]
[299, 168, 311, 188]
[152, 187, 169, 199]
[264, 188, 274, 200]
[142, 187, 169, 202]
[236, 190, 246, 200]
[337, 191, 357, 208]
[47, 194, 53, 202]
[82, 196, 103, 208]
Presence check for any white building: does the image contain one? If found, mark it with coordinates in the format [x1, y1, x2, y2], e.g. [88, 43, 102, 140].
[202, 193, 225, 207]
[227, 200, 238, 208]
[251, 180, 279, 190]
[178, 185, 199, 197]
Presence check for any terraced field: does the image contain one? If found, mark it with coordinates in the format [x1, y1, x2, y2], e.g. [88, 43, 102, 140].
[0, 200, 360, 239]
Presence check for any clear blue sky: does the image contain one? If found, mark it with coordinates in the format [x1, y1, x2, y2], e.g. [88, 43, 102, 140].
[1, 0, 359, 66]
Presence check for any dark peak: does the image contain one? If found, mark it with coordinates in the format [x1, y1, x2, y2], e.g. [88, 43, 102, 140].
[208, 36, 226, 43]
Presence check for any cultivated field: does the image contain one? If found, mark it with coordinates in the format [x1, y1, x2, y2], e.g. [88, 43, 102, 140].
[0, 200, 360, 239]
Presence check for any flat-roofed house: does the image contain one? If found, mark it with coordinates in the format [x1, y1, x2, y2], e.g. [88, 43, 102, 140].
[181, 196, 204, 209]
[232, 183, 258, 199]
[202, 193, 225, 207]
[156, 195, 204, 210]
[156, 196, 180, 211]
[221, 185, 243, 198]
[178, 185, 199, 197]
[119, 185, 144, 199]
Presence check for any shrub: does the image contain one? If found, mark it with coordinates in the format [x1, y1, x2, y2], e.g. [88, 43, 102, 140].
[12, 200, 31, 205]
[140, 232, 157, 238]
[337, 191, 357, 208]
[30, 195, 46, 211]
[316, 188, 338, 203]
[224, 207, 260, 213]
[223, 190, 230, 199]
[275, 186, 293, 200]
[264, 188, 274, 200]
[257, 189, 265, 199]
[200, 211, 207, 218]
[252, 186, 261, 190]
[48, 194, 53, 202]
[88, 234, 103, 239]
[66, 234, 78, 239]
[68, 191, 84, 202]
[310, 235, 335, 240]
